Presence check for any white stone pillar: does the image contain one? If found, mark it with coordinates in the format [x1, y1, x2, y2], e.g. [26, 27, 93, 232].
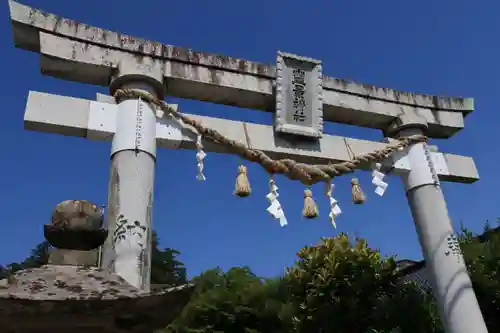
[388, 116, 488, 333]
[101, 57, 164, 292]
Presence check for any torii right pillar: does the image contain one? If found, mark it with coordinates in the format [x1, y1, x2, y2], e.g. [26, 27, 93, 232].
[387, 115, 488, 333]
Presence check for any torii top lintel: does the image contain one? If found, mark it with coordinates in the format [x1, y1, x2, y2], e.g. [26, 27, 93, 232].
[8, 0, 473, 139]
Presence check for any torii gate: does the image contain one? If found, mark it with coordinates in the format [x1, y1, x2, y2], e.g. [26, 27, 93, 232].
[7, 1, 488, 332]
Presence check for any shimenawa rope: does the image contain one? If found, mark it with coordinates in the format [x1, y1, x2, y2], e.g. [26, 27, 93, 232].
[113, 89, 427, 186]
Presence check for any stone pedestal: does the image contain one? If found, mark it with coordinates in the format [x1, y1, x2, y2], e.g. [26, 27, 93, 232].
[48, 249, 99, 266]
[0, 200, 193, 332]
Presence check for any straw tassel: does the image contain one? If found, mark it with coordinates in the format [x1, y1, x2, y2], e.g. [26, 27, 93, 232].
[302, 188, 319, 219]
[234, 165, 251, 197]
[351, 178, 366, 204]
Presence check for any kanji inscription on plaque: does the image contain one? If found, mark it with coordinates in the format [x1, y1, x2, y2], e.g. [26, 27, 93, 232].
[275, 51, 323, 138]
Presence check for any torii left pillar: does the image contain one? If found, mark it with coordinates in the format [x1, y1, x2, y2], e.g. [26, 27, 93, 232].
[101, 58, 165, 292]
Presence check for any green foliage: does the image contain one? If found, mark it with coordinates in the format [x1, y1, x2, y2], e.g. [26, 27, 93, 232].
[151, 231, 187, 286]
[3, 224, 500, 333]
[375, 282, 442, 333]
[285, 234, 440, 333]
[459, 222, 500, 331]
[0, 241, 51, 279]
[165, 234, 442, 333]
[166, 267, 293, 333]
[0, 231, 187, 288]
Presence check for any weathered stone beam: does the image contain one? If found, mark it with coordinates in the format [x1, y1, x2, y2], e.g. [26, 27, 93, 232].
[24, 91, 479, 184]
[37, 32, 466, 139]
[9, 1, 472, 139]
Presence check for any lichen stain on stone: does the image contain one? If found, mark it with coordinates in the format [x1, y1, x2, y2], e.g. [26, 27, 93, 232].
[161, 44, 170, 59]
[143, 41, 162, 57]
[331, 77, 351, 89]
[170, 45, 189, 62]
[431, 95, 441, 110]
[451, 97, 466, 106]
[209, 68, 220, 85]
[102, 29, 109, 43]
[170, 62, 188, 80]
[238, 59, 248, 72]
[52, 17, 62, 32]
[134, 43, 145, 63]
[71, 42, 77, 60]
[63, 19, 79, 37]
[393, 90, 403, 102]
[122, 35, 137, 48]
[188, 51, 201, 63]
[119, 34, 155, 57]
[117, 32, 124, 48]
[328, 77, 462, 110]
[360, 83, 380, 95]
[211, 54, 224, 67]
[26, 6, 52, 25]
[27, 8, 38, 25]
[146, 191, 153, 229]
[141, 190, 153, 289]
[90, 26, 99, 42]
[166, 45, 270, 77]
[255, 63, 271, 77]
[108, 164, 121, 224]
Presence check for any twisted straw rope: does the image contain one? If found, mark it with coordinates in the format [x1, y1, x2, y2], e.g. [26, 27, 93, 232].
[114, 89, 427, 185]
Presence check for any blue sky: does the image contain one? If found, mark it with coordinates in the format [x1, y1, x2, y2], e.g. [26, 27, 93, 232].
[1, 0, 498, 278]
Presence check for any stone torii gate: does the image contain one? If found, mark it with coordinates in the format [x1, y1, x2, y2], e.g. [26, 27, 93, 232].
[7, 1, 488, 332]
